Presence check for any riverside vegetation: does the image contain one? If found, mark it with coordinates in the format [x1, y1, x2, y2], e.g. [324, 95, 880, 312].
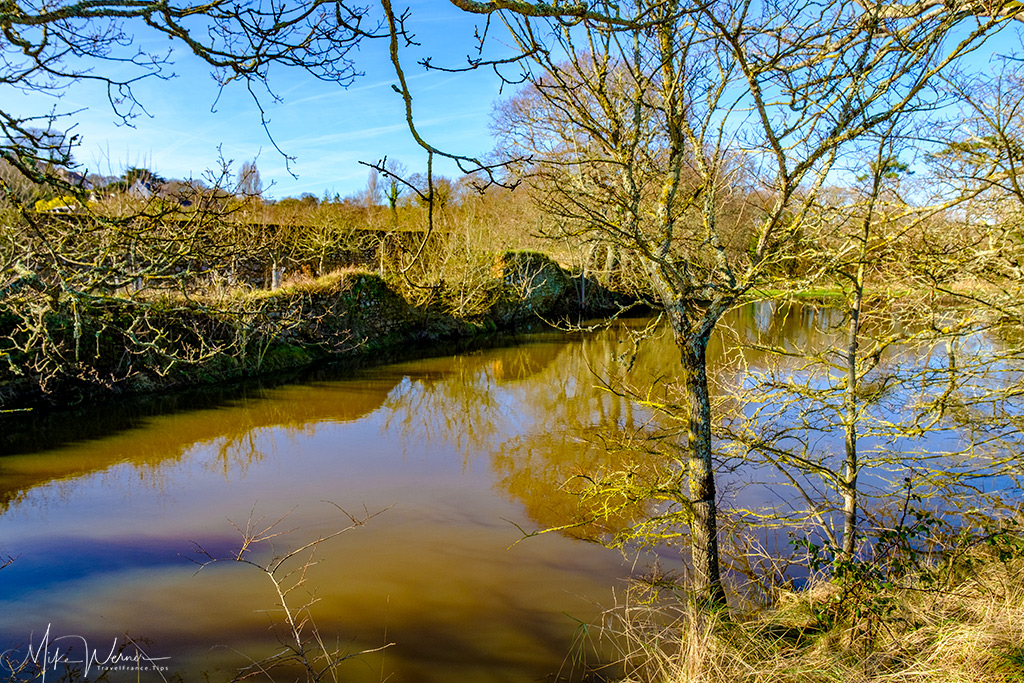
[0, 167, 630, 411]
[2, 160, 1022, 683]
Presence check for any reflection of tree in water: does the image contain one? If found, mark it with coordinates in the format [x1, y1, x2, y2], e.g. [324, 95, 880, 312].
[490, 330, 662, 541]
[489, 343, 555, 382]
[377, 320, 687, 540]
[493, 427, 669, 542]
[712, 301, 1024, 590]
[379, 340, 568, 457]
[435, 305, 1014, 571]
[0, 377, 399, 514]
[380, 362, 506, 458]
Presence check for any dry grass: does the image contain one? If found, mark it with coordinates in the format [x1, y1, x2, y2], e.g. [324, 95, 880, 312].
[879, 556, 1024, 683]
[237, 266, 372, 301]
[593, 549, 1024, 683]
[135, 267, 376, 308]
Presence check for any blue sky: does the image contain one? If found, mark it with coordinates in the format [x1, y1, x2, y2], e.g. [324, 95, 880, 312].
[8, 2, 511, 200]
[8, 3, 1020, 201]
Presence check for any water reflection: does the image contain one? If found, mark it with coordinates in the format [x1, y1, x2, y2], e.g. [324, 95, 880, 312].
[720, 301, 1023, 589]
[0, 305, 1019, 681]
[0, 326, 660, 682]
[0, 377, 402, 516]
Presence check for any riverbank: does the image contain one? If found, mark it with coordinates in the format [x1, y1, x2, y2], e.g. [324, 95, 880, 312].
[0, 251, 632, 413]
[611, 530, 1024, 683]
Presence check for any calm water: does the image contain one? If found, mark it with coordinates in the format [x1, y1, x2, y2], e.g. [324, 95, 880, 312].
[0, 305, 1017, 682]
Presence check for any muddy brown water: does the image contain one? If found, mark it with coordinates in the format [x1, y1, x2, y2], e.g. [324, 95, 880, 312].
[0, 304, 1015, 681]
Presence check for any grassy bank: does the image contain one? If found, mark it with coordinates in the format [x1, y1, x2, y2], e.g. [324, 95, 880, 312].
[0, 251, 628, 411]
[589, 527, 1024, 683]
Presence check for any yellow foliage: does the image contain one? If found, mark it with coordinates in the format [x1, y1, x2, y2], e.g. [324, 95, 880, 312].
[33, 195, 79, 212]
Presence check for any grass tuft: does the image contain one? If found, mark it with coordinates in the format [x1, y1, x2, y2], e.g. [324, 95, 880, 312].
[592, 547, 1024, 683]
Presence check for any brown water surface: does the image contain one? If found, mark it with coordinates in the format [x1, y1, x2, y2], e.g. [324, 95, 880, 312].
[0, 317, 702, 682]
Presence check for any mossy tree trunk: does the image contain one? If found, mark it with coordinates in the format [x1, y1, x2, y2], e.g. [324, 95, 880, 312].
[660, 292, 732, 607]
[679, 325, 727, 606]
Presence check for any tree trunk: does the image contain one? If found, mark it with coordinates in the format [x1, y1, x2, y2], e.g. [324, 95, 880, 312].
[840, 176, 873, 562]
[679, 330, 728, 608]
[841, 265, 865, 561]
[602, 244, 618, 287]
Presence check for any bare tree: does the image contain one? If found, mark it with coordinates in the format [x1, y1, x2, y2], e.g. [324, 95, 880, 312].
[363, 167, 382, 208]
[926, 61, 1024, 316]
[0, 0, 390, 403]
[191, 503, 390, 682]
[479, 0, 1017, 606]
[238, 160, 264, 199]
[2, 0, 1021, 596]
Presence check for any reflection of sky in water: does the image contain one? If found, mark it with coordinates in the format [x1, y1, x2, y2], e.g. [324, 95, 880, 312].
[0, 307, 1019, 680]
[0, 331, 655, 682]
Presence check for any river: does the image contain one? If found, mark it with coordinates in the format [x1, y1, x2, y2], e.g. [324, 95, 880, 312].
[0, 303, 1018, 682]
